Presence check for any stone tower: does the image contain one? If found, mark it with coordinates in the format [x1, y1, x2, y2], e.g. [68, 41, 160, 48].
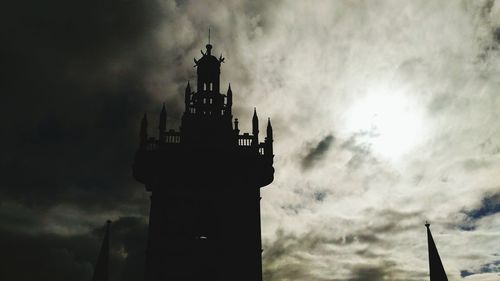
[133, 41, 274, 281]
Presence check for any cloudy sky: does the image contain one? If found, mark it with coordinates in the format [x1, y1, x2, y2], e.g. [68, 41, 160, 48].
[2, 0, 500, 280]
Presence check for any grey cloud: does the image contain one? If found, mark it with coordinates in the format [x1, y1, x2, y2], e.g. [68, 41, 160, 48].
[463, 158, 492, 171]
[495, 27, 500, 43]
[340, 131, 378, 170]
[427, 94, 454, 114]
[461, 260, 500, 278]
[262, 208, 422, 280]
[348, 263, 394, 281]
[301, 134, 335, 170]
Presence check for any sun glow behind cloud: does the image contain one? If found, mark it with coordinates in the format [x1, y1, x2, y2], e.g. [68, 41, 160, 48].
[343, 83, 427, 161]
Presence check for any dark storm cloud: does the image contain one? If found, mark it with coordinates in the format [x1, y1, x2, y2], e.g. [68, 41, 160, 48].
[301, 134, 334, 170]
[2, 0, 285, 278]
[0, 216, 147, 281]
[0, 225, 94, 281]
[1, 0, 168, 279]
[0, 0, 172, 211]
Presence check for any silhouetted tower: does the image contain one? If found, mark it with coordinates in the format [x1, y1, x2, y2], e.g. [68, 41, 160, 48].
[425, 222, 448, 281]
[133, 41, 274, 281]
[92, 220, 111, 281]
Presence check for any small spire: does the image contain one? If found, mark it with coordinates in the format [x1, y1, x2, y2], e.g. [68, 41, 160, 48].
[206, 27, 213, 55]
[227, 84, 233, 107]
[92, 220, 111, 281]
[425, 223, 448, 281]
[267, 117, 273, 140]
[159, 103, 167, 133]
[252, 108, 259, 138]
[140, 112, 148, 146]
[185, 82, 191, 106]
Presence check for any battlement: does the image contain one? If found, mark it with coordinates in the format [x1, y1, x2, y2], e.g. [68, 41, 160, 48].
[141, 130, 272, 157]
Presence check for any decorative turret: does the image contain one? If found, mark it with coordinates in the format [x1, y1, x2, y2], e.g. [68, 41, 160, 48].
[266, 118, 273, 140]
[159, 103, 167, 143]
[265, 118, 273, 157]
[193, 43, 224, 93]
[140, 113, 148, 147]
[185, 81, 191, 107]
[227, 84, 233, 110]
[252, 108, 259, 145]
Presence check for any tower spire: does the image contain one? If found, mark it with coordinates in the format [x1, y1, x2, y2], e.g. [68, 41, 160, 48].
[252, 108, 259, 146]
[92, 220, 111, 281]
[266, 118, 273, 140]
[159, 104, 167, 143]
[159, 103, 167, 132]
[140, 113, 148, 147]
[185, 81, 191, 107]
[208, 27, 211, 45]
[227, 83, 232, 106]
[425, 222, 448, 281]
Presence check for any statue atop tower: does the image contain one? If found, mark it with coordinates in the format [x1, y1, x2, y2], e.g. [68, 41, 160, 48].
[133, 40, 274, 281]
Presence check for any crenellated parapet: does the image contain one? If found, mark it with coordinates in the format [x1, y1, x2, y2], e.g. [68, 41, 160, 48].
[138, 110, 273, 157]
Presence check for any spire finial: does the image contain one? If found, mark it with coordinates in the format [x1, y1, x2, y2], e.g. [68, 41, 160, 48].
[206, 28, 213, 55]
[425, 221, 430, 228]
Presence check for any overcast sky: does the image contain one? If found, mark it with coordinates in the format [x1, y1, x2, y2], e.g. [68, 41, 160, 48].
[2, 0, 500, 280]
